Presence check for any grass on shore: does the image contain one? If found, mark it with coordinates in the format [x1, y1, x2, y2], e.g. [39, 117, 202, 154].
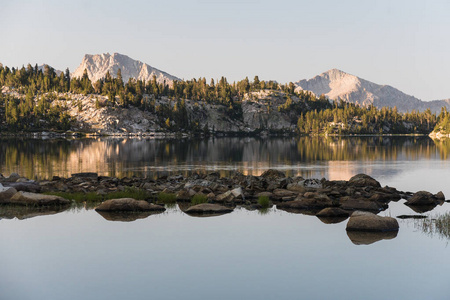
[45, 187, 149, 202]
[157, 192, 177, 204]
[191, 194, 208, 205]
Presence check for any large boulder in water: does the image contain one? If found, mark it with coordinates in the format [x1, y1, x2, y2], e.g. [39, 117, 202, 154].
[95, 198, 165, 212]
[348, 174, 381, 188]
[346, 211, 399, 232]
[316, 207, 349, 217]
[405, 191, 443, 206]
[9, 192, 70, 206]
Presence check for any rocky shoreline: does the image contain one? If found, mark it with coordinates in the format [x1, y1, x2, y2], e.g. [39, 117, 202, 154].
[0, 170, 446, 242]
[1, 170, 445, 212]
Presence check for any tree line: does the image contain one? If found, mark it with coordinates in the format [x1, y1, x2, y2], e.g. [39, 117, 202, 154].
[0, 62, 445, 134]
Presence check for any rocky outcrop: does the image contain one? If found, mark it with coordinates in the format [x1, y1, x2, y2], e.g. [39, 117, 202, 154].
[95, 198, 165, 212]
[346, 211, 399, 232]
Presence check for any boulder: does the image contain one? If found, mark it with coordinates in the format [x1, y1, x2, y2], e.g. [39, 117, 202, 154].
[231, 187, 245, 199]
[5, 173, 20, 183]
[215, 191, 235, 203]
[346, 211, 399, 232]
[348, 174, 381, 188]
[246, 176, 266, 191]
[176, 189, 196, 201]
[2, 182, 41, 193]
[95, 198, 165, 212]
[277, 193, 334, 210]
[339, 196, 386, 211]
[272, 189, 298, 200]
[435, 191, 445, 201]
[185, 203, 233, 215]
[405, 191, 440, 206]
[9, 192, 70, 206]
[0, 184, 17, 203]
[286, 182, 306, 193]
[260, 169, 286, 179]
[316, 207, 349, 218]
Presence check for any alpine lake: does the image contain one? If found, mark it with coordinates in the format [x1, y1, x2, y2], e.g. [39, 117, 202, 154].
[1, 136, 450, 300]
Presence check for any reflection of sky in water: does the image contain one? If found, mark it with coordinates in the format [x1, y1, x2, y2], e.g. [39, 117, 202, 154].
[1, 205, 450, 300]
[2, 136, 450, 299]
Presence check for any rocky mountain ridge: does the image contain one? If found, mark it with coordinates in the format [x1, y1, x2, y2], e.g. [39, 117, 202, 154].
[295, 69, 450, 114]
[71, 53, 180, 84]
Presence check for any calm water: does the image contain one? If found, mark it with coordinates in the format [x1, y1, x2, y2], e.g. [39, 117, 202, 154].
[1, 136, 450, 300]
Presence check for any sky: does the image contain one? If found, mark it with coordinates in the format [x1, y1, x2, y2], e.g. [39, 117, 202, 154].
[1, 0, 449, 101]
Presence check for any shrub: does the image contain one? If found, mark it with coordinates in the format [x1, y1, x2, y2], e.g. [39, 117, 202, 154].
[258, 195, 270, 208]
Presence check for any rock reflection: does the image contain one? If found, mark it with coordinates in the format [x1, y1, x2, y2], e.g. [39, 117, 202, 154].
[316, 216, 349, 224]
[276, 207, 322, 216]
[0, 204, 70, 220]
[347, 230, 398, 245]
[96, 210, 163, 222]
[405, 203, 440, 213]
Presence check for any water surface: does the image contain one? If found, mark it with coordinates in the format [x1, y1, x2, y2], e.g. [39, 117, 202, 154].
[1, 136, 450, 300]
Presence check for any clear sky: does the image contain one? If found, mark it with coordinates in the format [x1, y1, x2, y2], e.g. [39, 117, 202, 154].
[2, 0, 449, 101]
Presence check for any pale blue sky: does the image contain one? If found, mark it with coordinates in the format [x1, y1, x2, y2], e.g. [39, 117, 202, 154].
[1, 0, 449, 100]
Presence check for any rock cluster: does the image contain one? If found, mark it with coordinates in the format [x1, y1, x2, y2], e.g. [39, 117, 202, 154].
[0, 171, 446, 234]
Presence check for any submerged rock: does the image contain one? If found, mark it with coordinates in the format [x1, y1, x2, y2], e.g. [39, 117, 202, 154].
[346, 211, 399, 232]
[95, 198, 165, 212]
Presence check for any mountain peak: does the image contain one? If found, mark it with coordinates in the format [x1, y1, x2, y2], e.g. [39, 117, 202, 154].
[72, 53, 180, 84]
[294, 69, 447, 112]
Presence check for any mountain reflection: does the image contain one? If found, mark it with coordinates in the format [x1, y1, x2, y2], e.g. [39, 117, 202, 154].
[0, 136, 441, 180]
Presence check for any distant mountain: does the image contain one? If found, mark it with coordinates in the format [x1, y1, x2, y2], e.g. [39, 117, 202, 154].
[71, 53, 180, 84]
[295, 69, 450, 113]
[38, 64, 62, 76]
